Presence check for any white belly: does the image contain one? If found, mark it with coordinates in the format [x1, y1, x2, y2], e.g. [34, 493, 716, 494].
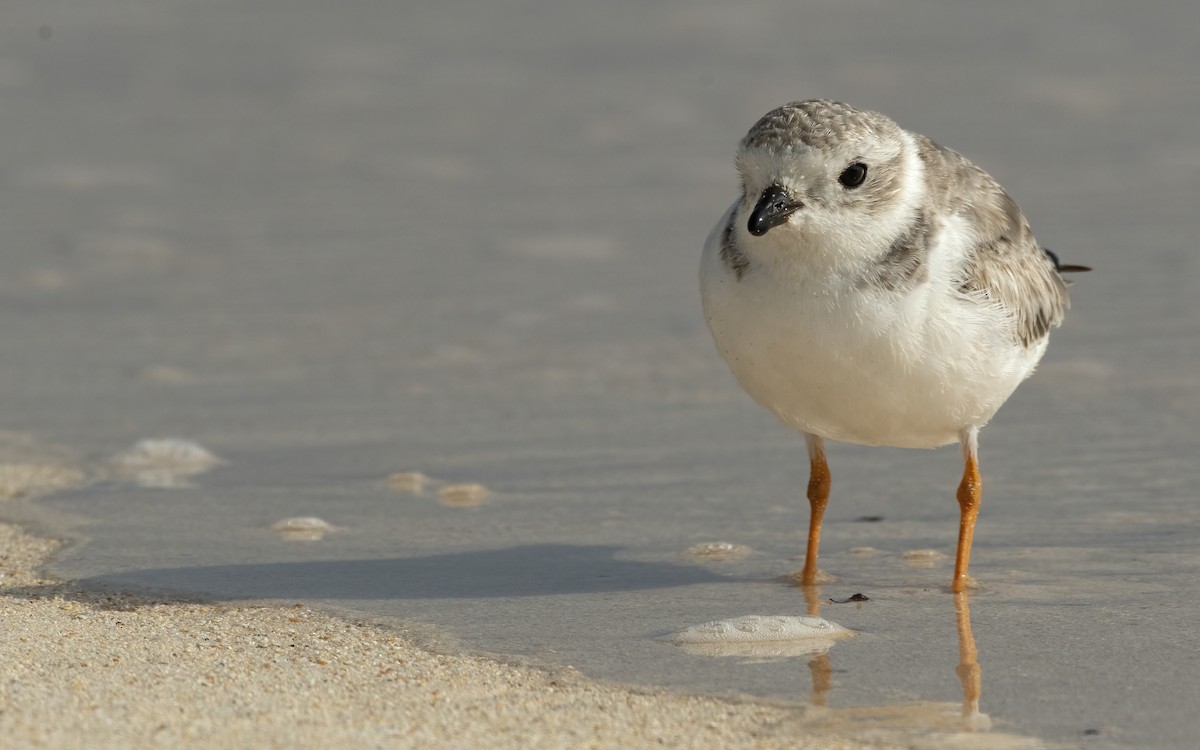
[700, 214, 1045, 449]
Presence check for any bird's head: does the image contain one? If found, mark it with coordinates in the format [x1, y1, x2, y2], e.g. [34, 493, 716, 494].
[733, 100, 920, 266]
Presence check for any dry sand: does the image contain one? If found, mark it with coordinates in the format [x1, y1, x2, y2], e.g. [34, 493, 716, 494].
[0, 521, 1050, 750]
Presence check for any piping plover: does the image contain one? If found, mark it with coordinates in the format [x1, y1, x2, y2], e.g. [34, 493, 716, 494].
[700, 100, 1088, 592]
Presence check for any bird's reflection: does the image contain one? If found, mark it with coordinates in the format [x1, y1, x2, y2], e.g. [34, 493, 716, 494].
[800, 584, 989, 733]
[953, 591, 991, 731]
[803, 584, 833, 707]
[671, 581, 997, 737]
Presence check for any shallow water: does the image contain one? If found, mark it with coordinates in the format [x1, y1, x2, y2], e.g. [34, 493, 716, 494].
[2, 1, 1199, 747]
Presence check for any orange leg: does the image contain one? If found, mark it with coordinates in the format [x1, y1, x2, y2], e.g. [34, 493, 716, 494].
[953, 428, 981, 592]
[800, 434, 830, 586]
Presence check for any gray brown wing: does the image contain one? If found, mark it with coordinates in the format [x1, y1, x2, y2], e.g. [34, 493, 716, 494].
[915, 135, 1069, 348]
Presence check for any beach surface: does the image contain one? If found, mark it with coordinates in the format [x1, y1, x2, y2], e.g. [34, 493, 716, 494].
[2, 520, 1048, 750]
[2, 1, 1199, 748]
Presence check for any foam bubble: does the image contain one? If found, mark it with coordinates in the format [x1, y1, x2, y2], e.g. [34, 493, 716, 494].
[437, 483, 491, 507]
[271, 516, 333, 541]
[682, 541, 752, 561]
[387, 472, 430, 493]
[901, 549, 948, 568]
[670, 615, 851, 659]
[676, 639, 840, 660]
[671, 615, 850, 644]
[111, 438, 220, 488]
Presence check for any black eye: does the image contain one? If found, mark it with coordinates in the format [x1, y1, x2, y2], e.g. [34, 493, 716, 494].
[838, 162, 868, 188]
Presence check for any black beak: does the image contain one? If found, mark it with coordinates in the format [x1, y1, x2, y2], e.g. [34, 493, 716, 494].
[747, 184, 803, 237]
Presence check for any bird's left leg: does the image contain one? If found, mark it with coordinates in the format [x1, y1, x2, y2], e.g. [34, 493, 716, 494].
[800, 433, 831, 586]
[952, 426, 982, 592]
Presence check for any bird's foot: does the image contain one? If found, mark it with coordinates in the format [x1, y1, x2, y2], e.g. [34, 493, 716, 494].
[781, 569, 837, 587]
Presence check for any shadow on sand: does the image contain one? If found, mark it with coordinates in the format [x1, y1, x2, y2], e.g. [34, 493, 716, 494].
[55, 544, 732, 602]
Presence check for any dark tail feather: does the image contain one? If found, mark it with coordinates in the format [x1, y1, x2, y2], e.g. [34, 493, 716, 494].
[1043, 248, 1092, 274]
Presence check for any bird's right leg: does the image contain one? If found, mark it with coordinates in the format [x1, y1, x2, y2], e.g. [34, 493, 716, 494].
[952, 427, 982, 592]
[800, 433, 831, 586]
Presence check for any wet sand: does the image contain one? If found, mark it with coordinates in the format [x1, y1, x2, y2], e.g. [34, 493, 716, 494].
[1, 520, 1048, 750]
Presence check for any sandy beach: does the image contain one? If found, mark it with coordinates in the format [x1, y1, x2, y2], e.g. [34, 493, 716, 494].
[3, 519, 810, 750]
[2, 1, 1198, 747]
[2, 520, 1053, 750]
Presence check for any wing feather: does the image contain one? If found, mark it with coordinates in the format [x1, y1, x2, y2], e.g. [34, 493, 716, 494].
[915, 135, 1069, 348]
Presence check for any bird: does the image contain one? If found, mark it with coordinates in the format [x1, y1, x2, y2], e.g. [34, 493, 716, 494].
[699, 99, 1087, 592]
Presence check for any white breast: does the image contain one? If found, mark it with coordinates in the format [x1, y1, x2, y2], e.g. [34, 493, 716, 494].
[699, 206, 1046, 449]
